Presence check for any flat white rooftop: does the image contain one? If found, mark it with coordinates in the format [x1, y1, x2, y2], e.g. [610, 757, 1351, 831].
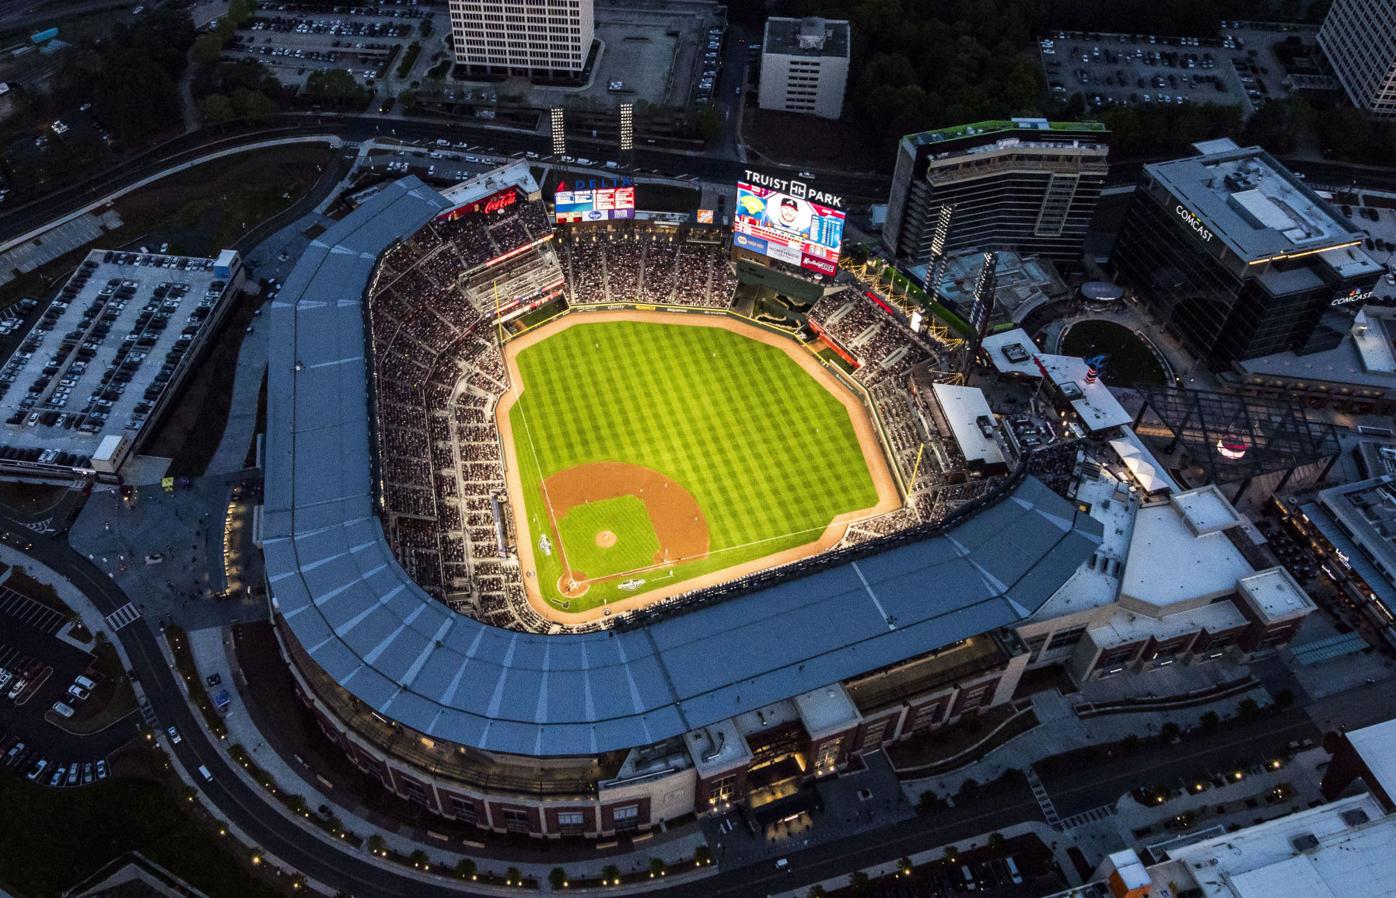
[1147, 794, 1395, 898]
[1032, 471, 1134, 619]
[1238, 567, 1314, 622]
[439, 160, 539, 211]
[1122, 494, 1252, 611]
[1091, 599, 1247, 649]
[1175, 484, 1244, 535]
[930, 382, 1005, 466]
[977, 329, 1131, 432]
[1149, 145, 1378, 266]
[1346, 717, 1396, 807]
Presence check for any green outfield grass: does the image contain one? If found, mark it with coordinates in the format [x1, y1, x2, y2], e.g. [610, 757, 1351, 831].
[508, 319, 882, 611]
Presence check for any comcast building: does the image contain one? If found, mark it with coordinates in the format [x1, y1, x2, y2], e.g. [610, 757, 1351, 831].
[1113, 139, 1382, 369]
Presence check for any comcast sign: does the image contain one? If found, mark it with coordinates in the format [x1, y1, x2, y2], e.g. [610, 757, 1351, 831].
[1175, 205, 1214, 243]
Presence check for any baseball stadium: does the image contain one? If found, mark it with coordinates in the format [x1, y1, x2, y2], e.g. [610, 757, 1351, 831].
[263, 164, 1102, 840]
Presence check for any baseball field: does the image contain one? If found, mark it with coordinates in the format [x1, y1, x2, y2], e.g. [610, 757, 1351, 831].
[498, 310, 900, 619]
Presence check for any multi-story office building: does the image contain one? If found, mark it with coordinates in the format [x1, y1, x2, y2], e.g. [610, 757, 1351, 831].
[1319, 0, 1396, 118]
[882, 118, 1109, 269]
[757, 17, 850, 120]
[449, 0, 594, 79]
[1113, 139, 1382, 368]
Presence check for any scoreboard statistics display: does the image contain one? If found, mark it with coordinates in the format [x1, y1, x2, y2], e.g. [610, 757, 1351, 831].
[732, 171, 845, 277]
[554, 183, 635, 223]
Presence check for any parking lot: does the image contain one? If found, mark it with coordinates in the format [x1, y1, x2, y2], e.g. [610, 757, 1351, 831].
[0, 249, 235, 468]
[1040, 30, 1252, 116]
[0, 580, 129, 790]
[226, 0, 437, 90]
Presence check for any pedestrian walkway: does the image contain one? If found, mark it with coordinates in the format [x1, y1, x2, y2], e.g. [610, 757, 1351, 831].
[1025, 768, 1061, 828]
[903, 679, 1275, 805]
[1056, 804, 1117, 830]
[104, 602, 142, 631]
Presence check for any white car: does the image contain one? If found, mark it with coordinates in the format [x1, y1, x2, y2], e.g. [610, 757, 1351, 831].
[67, 684, 89, 702]
[167, 726, 182, 744]
[52, 701, 75, 718]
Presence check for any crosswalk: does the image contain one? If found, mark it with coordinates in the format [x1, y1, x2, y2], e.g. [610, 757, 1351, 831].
[104, 602, 141, 631]
[1025, 767, 1062, 829]
[0, 587, 68, 635]
[1057, 803, 1119, 830]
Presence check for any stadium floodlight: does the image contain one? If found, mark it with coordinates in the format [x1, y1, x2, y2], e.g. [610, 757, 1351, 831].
[618, 102, 634, 152]
[550, 106, 566, 157]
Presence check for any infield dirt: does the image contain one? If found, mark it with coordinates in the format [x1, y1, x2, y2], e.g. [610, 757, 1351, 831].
[496, 309, 901, 625]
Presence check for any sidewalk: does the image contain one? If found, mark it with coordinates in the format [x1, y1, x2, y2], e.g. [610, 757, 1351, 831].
[904, 677, 1273, 803]
[183, 623, 715, 891]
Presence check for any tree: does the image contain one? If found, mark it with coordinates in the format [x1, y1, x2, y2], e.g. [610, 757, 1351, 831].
[366, 834, 387, 855]
[849, 870, 871, 892]
[419, 16, 434, 37]
[192, 33, 225, 67]
[1243, 97, 1315, 155]
[231, 88, 277, 121]
[1319, 106, 1372, 160]
[694, 105, 723, 141]
[454, 857, 476, 879]
[305, 68, 368, 106]
[694, 844, 712, 865]
[1200, 710, 1220, 729]
[1237, 698, 1261, 719]
[549, 867, 567, 888]
[649, 857, 665, 877]
[409, 849, 429, 868]
[505, 867, 522, 885]
[1160, 722, 1182, 743]
[601, 864, 621, 884]
[808, 887, 827, 898]
[898, 856, 914, 876]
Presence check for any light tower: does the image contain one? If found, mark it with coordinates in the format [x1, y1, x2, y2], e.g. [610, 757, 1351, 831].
[923, 204, 954, 301]
[550, 106, 567, 158]
[618, 102, 634, 161]
[963, 250, 998, 370]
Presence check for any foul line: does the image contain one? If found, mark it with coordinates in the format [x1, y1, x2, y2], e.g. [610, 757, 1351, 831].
[851, 560, 896, 630]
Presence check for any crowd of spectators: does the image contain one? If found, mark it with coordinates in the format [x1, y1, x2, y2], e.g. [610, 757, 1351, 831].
[366, 198, 557, 628]
[807, 290, 935, 385]
[557, 235, 737, 309]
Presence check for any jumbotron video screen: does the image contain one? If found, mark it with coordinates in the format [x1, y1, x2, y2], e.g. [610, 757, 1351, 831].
[732, 170, 844, 276]
[554, 182, 636, 223]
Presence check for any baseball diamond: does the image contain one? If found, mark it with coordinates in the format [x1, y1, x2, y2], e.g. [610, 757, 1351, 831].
[497, 310, 902, 619]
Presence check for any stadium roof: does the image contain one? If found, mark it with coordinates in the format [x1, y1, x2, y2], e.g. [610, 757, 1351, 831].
[262, 177, 1104, 758]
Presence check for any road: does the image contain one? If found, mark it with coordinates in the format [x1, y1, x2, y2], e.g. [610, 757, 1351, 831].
[0, 114, 892, 248]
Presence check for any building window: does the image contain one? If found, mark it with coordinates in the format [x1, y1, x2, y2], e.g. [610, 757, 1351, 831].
[556, 811, 586, 833]
[500, 807, 530, 833]
[1047, 625, 1088, 651]
[612, 804, 640, 832]
[448, 796, 478, 824]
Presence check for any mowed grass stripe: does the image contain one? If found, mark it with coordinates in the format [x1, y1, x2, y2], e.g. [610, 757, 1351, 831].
[510, 320, 879, 610]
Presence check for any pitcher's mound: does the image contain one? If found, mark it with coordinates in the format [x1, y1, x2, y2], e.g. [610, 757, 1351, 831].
[595, 530, 618, 549]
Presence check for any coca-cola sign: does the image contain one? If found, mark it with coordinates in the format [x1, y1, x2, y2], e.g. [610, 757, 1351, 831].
[438, 188, 518, 221]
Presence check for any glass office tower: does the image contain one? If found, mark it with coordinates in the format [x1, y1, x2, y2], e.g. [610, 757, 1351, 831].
[1113, 141, 1382, 369]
